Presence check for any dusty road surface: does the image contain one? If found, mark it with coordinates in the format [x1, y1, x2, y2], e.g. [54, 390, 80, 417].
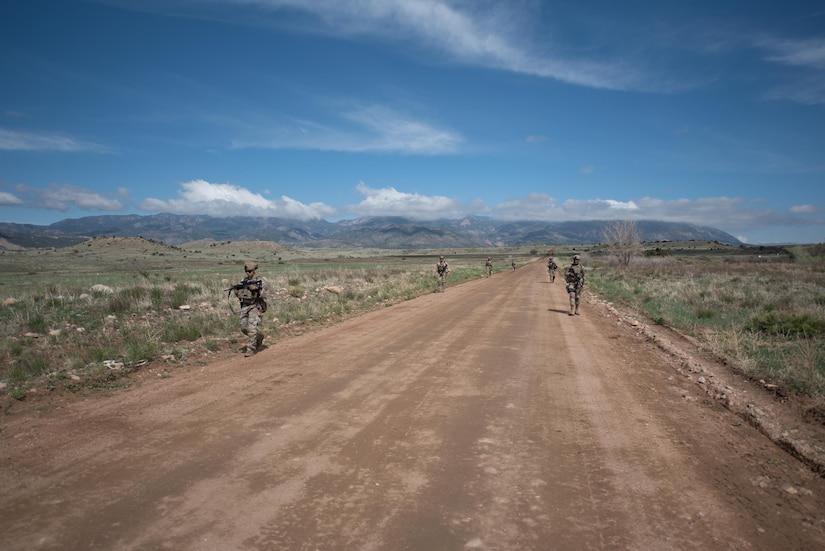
[2, 260, 825, 550]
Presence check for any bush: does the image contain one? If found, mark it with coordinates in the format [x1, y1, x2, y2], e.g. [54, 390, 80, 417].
[161, 318, 204, 342]
[745, 312, 825, 338]
[27, 314, 48, 334]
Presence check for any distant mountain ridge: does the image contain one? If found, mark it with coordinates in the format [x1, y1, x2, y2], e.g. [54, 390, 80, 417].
[0, 214, 742, 249]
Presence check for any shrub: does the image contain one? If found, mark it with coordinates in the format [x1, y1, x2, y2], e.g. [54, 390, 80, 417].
[161, 319, 203, 342]
[745, 312, 825, 338]
[169, 283, 200, 309]
[27, 314, 48, 334]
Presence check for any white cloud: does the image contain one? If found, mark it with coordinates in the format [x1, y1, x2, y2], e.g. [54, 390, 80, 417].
[789, 204, 818, 214]
[0, 191, 23, 206]
[0, 128, 112, 153]
[343, 182, 466, 219]
[139, 179, 336, 219]
[15, 183, 124, 212]
[492, 195, 641, 221]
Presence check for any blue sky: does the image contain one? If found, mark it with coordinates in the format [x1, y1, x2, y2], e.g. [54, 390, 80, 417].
[1, 0, 824, 244]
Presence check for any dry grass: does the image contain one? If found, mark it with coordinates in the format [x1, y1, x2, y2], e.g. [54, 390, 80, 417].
[0, 238, 541, 399]
[587, 250, 825, 399]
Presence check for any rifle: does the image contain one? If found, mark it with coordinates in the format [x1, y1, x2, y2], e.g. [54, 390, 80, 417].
[566, 268, 584, 289]
[226, 278, 263, 297]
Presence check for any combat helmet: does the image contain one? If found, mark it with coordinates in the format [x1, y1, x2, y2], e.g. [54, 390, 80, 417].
[244, 261, 259, 272]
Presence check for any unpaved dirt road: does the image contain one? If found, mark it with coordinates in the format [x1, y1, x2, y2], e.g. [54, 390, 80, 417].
[2, 260, 825, 550]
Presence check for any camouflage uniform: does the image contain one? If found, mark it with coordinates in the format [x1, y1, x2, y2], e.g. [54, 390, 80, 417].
[436, 256, 450, 292]
[235, 261, 268, 357]
[485, 257, 493, 277]
[547, 257, 558, 282]
[565, 255, 585, 316]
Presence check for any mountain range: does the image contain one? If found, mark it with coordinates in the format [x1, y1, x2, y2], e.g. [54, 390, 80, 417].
[0, 214, 742, 250]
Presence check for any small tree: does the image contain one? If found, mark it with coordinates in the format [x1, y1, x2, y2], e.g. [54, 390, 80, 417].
[603, 220, 642, 267]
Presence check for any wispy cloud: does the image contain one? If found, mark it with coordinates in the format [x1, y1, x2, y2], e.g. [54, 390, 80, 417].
[763, 77, 825, 105]
[103, 0, 659, 92]
[14, 183, 124, 212]
[269, 0, 651, 90]
[763, 37, 825, 70]
[0, 128, 113, 153]
[140, 179, 336, 219]
[231, 105, 462, 155]
[760, 37, 825, 104]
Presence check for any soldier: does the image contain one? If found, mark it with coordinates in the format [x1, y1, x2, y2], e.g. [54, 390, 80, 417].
[485, 257, 493, 277]
[547, 256, 558, 282]
[435, 255, 450, 292]
[511, 260, 516, 271]
[565, 255, 586, 316]
[233, 261, 268, 357]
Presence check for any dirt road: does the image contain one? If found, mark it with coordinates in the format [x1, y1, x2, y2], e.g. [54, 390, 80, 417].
[2, 260, 825, 550]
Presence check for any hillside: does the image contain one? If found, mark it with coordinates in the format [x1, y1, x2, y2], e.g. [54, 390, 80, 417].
[0, 214, 741, 250]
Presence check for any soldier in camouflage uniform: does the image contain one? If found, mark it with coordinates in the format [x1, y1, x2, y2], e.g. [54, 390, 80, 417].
[234, 261, 268, 357]
[435, 256, 450, 292]
[485, 257, 493, 277]
[565, 255, 585, 316]
[547, 256, 558, 282]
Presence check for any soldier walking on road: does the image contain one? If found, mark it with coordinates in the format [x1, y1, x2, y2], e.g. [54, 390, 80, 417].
[565, 255, 585, 316]
[547, 256, 558, 282]
[436, 256, 451, 292]
[485, 257, 493, 277]
[232, 261, 268, 357]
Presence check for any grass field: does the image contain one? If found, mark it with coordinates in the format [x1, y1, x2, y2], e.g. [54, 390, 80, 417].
[2, 237, 823, 416]
[0, 237, 541, 401]
[583, 241, 825, 410]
